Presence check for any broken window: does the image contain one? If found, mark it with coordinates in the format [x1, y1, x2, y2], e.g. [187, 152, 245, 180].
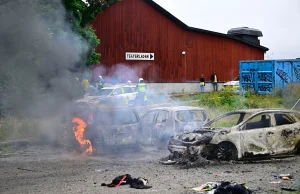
[275, 113, 296, 126]
[176, 110, 207, 122]
[113, 88, 123, 95]
[156, 110, 169, 123]
[210, 113, 242, 128]
[245, 114, 271, 130]
[142, 110, 157, 123]
[97, 110, 138, 125]
[294, 113, 300, 121]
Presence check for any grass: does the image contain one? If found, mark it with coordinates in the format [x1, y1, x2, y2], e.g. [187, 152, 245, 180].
[175, 88, 285, 119]
[0, 117, 42, 142]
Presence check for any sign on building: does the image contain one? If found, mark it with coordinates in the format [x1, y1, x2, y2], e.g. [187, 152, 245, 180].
[126, 52, 154, 60]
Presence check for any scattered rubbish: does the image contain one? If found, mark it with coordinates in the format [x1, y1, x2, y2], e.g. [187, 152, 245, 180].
[191, 181, 253, 194]
[270, 181, 281, 184]
[95, 169, 109, 172]
[192, 182, 220, 192]
[159, 160, 176, 165]
[241, 170, 252, 173]
[17, 167, 37, 172]
[281, 188, 297, 192]
[101, 174, 152, 189]
[214, 182, 252, 194]
[281, 176, 290, 180]
[279, 174, 293, 179]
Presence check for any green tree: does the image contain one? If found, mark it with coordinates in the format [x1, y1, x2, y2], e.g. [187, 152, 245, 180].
[62, 0, 118, 66]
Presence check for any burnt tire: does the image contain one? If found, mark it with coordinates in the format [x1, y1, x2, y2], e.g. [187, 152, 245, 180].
[216, 142, 238, 161]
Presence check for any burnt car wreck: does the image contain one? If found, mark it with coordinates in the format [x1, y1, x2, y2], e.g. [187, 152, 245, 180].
[68, 97, 142, 154]
[168, 109, 300, 163]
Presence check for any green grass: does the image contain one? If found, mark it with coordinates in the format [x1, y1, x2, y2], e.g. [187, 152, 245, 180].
[175, 89, 285, 119]
[0, 117, 42, 142]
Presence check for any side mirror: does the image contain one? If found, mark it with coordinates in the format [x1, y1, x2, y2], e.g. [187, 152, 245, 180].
[112, 92, 118, 96]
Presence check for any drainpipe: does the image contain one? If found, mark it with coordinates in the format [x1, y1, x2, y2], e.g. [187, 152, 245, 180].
[182, 51, 186, 82]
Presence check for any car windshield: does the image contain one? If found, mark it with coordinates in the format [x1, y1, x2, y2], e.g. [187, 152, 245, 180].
[204, 112, 251, 128]
[98, 89, 114, 96]
[176, 110, 207, 122]
[97, 110, 138, 125]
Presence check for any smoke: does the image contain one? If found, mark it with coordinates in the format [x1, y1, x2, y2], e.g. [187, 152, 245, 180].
[91, 63, 152, 84]
[0, 0, 85, 118]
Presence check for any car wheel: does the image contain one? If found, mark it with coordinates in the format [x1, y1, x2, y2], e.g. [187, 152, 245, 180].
[216, 142, 238, 161]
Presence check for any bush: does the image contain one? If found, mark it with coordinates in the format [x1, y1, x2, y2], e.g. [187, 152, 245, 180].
[282, 84, 300, 109]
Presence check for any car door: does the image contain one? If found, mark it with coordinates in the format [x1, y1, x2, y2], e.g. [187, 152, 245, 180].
[123, 87, 136, 102]
[141, 110, 159, 142]
[270, 113, 300, 154]
[240, 113, 274, 156]
[153, 110, 170, 140]
[110, 88, 126, 103]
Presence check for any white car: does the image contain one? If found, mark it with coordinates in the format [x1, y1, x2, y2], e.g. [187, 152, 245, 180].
[97, 85, 137, 104]
[222, 76, 239, 93]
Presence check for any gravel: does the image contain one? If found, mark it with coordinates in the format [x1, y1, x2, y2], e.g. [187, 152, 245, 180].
[0, 145, 299, 194]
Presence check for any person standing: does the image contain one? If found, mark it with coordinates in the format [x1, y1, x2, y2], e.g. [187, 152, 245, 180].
[211, 72, 218, 91]
[98, 76, 104, 90]
[81, 78, 89, 93]
[199, 74, 205, 93]
[135, 78, 148, 106]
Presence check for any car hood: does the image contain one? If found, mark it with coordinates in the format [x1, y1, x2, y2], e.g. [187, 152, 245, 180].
[169, 127, 230, 146]
[223, 81, 239, 86]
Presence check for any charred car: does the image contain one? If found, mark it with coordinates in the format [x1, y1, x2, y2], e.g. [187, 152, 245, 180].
[141, 106, 210, 147]
[87, 107, 142, 148]
[168, 109, 300, 161]
[72, 99, 142, 152]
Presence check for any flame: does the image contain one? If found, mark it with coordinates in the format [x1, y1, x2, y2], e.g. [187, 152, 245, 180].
[72, 117, 93, 154]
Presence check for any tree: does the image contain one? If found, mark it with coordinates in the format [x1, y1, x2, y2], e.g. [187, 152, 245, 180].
[62, 0, 118, 67]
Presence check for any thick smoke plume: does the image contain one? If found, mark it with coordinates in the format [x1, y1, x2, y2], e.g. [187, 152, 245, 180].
[0, 0, 85, 118]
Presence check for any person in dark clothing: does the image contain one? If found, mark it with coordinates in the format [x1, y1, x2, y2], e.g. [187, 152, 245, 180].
[199, 74, 205, 93]
[211, 72, 218, 91]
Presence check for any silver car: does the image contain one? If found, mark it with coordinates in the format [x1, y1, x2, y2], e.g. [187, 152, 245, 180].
[97, 85, 137, 104]
[168, 109, 300, 161]
[141, 106, 210, 146]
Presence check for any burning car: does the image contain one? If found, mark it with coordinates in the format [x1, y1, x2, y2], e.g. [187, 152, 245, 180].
[70, 100, 142, 154]
[168, 109, 300, 161]
[86, 107, 142, 149]
[141, 106, 210, 147]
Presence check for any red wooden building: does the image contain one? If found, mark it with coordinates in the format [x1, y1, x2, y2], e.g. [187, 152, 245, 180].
[90, 0, 268, 83]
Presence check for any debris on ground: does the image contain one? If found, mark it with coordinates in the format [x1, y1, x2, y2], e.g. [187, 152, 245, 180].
[191, 181, 253, 194]
[101, 174, 152, 189]
[159, 160, 176, 165]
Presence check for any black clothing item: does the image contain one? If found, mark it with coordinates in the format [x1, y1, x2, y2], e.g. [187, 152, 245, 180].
[101, 174, 132, 187]
[211, 73, 218, 83]
[214, 182, 252, 194]
[101, 174, 152, 189]
[199, 77, 205, 82]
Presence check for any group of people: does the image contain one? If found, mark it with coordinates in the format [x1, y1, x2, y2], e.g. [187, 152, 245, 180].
[199, 72, 218, 93]
[75, 75, 148, 106]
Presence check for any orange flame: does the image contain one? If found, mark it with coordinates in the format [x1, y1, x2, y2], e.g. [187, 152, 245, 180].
[72, 117, 93, 154]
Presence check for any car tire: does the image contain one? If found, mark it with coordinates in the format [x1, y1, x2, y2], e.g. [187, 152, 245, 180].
[216, 142, 238, 161]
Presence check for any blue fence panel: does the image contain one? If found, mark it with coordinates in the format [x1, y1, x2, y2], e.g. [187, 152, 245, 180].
[240, 60, 274, 94]
[240, 59, 300, 94]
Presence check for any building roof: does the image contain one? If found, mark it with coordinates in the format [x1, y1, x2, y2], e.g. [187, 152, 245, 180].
[145, 0, 269, 52]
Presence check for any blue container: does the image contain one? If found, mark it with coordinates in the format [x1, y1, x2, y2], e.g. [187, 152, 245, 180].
[239, 59, 300, 94]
